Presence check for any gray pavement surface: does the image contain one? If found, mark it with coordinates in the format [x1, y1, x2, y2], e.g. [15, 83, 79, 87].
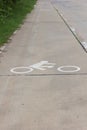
[52, 0, 87, 50]
[0, 0, 87, 129]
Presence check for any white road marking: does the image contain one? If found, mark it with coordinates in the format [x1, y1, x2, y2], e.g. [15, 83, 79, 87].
[57, 65, 80, 73]
[30, 61, 56, 70]
[10, 61, 80, 74]
[10, 61, 56, 74]
[10, 67, 33, 74]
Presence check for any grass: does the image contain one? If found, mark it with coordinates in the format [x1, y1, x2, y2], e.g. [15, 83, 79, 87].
[0, 0, 37, 46]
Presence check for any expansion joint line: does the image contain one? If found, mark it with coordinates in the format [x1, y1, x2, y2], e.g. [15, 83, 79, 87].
[51, 3, 87, 53]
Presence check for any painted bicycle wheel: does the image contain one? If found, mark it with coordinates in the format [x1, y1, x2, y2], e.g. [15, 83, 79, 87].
[10, 66, 33, 74]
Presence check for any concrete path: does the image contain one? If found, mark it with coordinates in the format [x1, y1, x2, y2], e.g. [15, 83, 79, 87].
[52, 0, 87, 51]
[0, 0, 87, 129]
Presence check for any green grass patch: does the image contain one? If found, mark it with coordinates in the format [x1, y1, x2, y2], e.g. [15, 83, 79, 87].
[0, 0, 37, 46]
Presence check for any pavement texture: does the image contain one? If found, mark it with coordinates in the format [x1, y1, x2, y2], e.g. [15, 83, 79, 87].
[0, 0, 87, 129]
[52, 0, 87, 51]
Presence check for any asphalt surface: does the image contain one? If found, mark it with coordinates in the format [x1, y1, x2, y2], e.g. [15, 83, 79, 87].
[0, 0, 87, 129]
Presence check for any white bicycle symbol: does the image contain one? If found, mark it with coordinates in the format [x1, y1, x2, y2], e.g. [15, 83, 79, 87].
[10, 61, 80, 74]
[11, 61, 56, 74]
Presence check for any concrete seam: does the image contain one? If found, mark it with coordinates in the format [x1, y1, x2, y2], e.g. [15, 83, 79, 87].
[0, 73, 87, 76]
[56, 8, 87, 53]
[52, 5, 87, 53]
